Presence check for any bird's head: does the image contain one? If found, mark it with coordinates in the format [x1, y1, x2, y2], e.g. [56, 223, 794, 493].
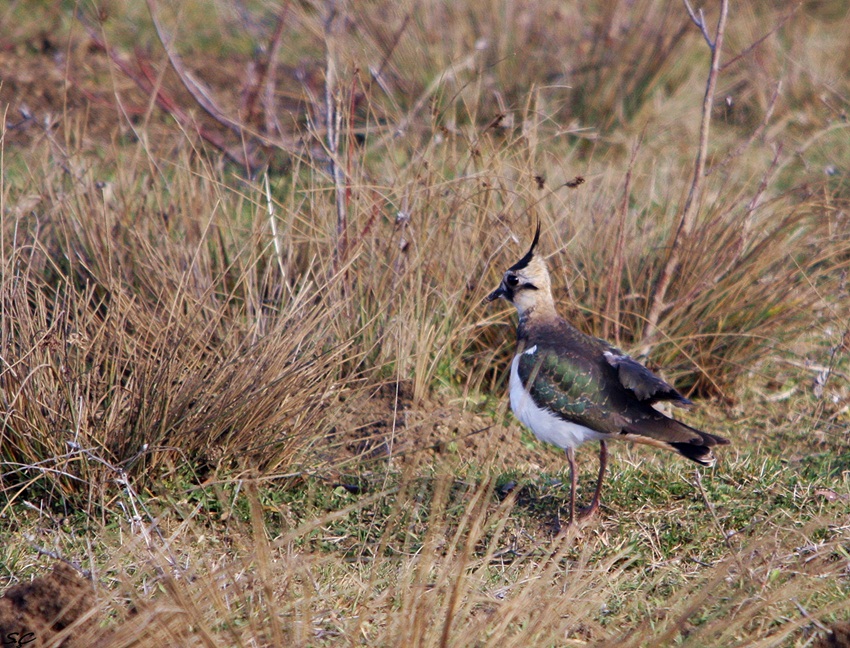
[486, 222, 554, 317]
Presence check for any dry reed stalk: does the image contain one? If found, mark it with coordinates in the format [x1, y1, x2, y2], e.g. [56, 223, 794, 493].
[641, 0, 730, 356]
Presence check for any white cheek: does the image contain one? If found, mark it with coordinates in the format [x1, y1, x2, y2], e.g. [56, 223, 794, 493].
[511, 291, 536, 314]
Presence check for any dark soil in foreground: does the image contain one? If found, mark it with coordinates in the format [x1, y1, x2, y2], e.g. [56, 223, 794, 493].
[0, 562, 98, 648]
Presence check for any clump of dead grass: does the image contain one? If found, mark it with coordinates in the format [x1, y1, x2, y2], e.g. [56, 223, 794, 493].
[0, 144, 357, 503]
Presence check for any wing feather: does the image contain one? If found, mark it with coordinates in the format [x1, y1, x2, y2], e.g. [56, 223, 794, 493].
[517, 345, 623, 433]
[603, 350, 692, 407]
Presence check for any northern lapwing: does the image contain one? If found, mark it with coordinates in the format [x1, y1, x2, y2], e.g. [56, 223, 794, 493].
[487, 223, 729, 523]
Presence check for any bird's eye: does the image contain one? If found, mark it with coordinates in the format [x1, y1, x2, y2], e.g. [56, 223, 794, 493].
[506, 275, 519, 287]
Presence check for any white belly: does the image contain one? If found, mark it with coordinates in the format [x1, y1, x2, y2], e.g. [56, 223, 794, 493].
[509, 352, 606, 450]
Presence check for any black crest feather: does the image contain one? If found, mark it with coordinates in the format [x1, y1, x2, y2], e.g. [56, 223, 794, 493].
[507, 221, 541, 272]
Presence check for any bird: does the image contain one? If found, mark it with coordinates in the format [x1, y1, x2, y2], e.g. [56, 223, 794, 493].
[486, 222, 729, 524]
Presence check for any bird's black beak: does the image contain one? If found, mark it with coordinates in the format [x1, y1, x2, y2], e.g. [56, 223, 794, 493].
[486, 285, 508, 303]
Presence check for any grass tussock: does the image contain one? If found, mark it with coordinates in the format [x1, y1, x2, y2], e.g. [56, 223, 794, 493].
[0, 147, 356, 500]
[1, 0, 850, 645]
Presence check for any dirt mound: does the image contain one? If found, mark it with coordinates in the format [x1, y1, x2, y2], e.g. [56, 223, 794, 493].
[0, 562, 97, 648]
[814, 622, 850, 648]
[322, 380, 556, 480]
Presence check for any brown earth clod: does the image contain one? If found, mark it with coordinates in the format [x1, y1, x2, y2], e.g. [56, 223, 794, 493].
[0, 562, 98, 648]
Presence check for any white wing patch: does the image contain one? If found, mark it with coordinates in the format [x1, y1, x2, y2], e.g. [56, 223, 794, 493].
[523, 345, 538, 355]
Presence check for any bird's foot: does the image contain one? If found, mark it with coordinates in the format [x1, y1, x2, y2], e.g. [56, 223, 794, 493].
[551, 503, 599, 533]
[576, 500, 601, 521]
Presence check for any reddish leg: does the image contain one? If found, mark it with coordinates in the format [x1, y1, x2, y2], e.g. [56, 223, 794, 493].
[566, 447, 578, 525]
[579, 440, 608, 519]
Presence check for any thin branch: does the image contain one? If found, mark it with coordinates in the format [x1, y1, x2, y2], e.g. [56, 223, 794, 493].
[375, 12, 411, 80]
[603, 134, 643, 343]
[133, 52, 264, 170]
[721, 4, 799, 72]
[370, 50, 481, 151]
[682, 0, 729, 233]
[147, 0, 246, 136]
[368, 13, 411, 105]
[324, 2, 348, 264]
[740, 144, 782, 246]
[694, 470, 746, 575]
[683, 0, 715, 49]
[79, 13, 276, 171]
[641, 0, 729, 355]
[241, 2, 290, 127]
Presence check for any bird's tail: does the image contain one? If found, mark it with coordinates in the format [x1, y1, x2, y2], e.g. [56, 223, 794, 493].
[668, 441, 717, 467]
[625, 417, 730, 467]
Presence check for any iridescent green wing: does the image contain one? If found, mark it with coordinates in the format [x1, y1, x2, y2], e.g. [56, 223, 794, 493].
[517, 345, 617, 431]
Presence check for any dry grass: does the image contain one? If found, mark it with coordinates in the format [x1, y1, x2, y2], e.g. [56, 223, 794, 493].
[1, 0, 850, 646]
[17, 470, 850, 647]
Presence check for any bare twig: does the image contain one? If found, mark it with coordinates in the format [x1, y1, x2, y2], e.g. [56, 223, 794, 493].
[139, 0, 299, 169]
[374, 12, 411, 81]
[146, 0, 298, 151]
[682, 0, 729, 234]
[720, 4, 800, 72]
[640, 0, 729, 355]
[741, 144, 782, 246]
[323, 2, 349, 264]
[780, 357, 849, 383]
[694, 470, 747, 576]
[683, 0, 714, 48]
[63, 440, 182, 572]
[792, 600, 831, 634]
[146, 0, 248, 135]
[80, 19, 269, 171]
[371, 51, 481, 151]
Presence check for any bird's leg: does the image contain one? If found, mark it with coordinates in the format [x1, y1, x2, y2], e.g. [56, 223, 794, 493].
[579, 440, 608, 519]
[566, 447, 578, 525]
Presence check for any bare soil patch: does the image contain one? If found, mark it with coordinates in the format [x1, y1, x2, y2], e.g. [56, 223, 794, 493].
[323, 381, 558, 480]
[0, 562, 98, 648]
[814, 622, 850, 648]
